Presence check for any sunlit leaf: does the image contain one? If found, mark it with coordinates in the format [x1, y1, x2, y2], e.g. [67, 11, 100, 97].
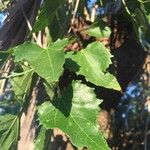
[38, 81, 109, 150]
[86, 21, 111, 38]
[65, 42, 120, 90]
[14, 39, 68, 83]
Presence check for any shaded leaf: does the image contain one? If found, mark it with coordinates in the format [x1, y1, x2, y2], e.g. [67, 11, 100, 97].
[35, 127, 47, 150]
[43, 81, 57, 100]
[49, 3, 72, 41]
[0, 53, 9, 64]
[0, 114, 19, 150]
[12, 66, 33, 99]
[38, 81, 109, 150]
[33, 0, 67, 32]
[0, 114, 15, 132]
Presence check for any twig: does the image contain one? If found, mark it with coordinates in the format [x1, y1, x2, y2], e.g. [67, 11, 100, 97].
[20, 2, 38, 43]
[91, 5, 98, 22]
[71, 0, 80, 24]
[68, 0, 80, 33]
[144, 112, 150, 150]
[0, 69, 33, 80]
[0, 58, 13, 95]
[121, 0, 131, 15]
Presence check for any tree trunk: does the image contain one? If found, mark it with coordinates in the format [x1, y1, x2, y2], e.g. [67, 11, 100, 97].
[18, 84, 38, 150]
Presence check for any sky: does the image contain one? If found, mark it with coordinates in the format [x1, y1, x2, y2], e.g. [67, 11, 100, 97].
[0, 12, 7, 28]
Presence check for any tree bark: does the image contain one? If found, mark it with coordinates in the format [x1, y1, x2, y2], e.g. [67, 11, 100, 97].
[0, 0, 41, 50]
[18, 85, 38, 150]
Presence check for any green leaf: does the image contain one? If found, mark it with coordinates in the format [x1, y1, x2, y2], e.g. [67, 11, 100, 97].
[35, 127, 47, 150]
[0, 115, 19, 150]
[86, 21, 111, 38]
[0, 0, 10, 10]
[43, 81, 56, 100]
[38, 81, 110, 150]
[0, 50, 12, 65]
[65, 42, 120, 90]
[33, 0, 67, 32]
[0, 114, 15, 131]
[14, 39, 68, 83]
[0, 53, 8, 64]
[133, 8, 150, 45]
[12, 66, 33, 99]
[49, 4, 72, 41]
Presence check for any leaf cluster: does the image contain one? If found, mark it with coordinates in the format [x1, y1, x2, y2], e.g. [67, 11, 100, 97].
[3, 0, 149, 149]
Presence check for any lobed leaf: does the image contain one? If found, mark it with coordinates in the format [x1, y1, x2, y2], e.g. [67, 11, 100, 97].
[14, 39, 68, 83]
[38, 81, 109, 150]
[65, 42, 121, 90]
